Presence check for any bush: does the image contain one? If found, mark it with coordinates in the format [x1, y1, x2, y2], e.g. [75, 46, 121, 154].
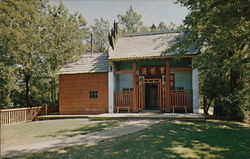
[214, 92, 246, 121]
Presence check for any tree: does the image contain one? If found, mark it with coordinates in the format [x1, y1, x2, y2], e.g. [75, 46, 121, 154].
[169, 0, 250, 120]
[0, 0, 45, 107]
[158, 21, 184, 31]
[117, 5, 144, 34]
[90, 17, 110, 52]
[0, 0, 88, 108]
[158, 21, 167, 31]
[41, 2, 88, 107]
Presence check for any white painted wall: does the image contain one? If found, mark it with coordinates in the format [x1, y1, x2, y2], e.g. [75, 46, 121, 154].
[108, 63, 115, 113]
[192, 68, 199, 114]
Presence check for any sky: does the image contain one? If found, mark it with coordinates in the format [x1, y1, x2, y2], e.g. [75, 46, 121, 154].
[49, 0, 189, 27]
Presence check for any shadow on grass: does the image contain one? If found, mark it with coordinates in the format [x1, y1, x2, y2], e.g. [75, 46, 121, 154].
[7, 120, 250, 159]
[37, 120, 119, 138]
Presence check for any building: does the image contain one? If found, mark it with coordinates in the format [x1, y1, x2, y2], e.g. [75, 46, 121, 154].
[59, 30, 199, 114]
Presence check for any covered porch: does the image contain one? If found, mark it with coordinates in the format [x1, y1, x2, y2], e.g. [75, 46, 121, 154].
[114, 89, 192, 113]
[109, 58, 199, 114]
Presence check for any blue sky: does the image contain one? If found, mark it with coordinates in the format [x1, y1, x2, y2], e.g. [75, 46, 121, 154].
[49, 0, 189, 26]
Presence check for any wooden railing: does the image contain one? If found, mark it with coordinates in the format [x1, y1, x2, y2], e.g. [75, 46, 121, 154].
[0, 106, 47, 125]
[114, 91, 133, 107]
[170, 90, 192, 107]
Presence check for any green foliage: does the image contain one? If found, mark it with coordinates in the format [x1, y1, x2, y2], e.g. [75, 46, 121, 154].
[0, 0, 87, 108]
[13, 121, 250, 159]
[0, 0, 45, 107]
[169, 0, 250, 120]
[90, 17, 110, 52]
[117, 5, 144, 34]
[158, 21, 184, 31]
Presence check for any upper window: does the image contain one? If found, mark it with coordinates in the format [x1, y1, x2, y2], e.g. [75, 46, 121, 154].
[89, 91, 98, 99]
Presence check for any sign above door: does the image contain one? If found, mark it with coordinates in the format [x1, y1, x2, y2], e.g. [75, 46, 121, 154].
[139, 66, 165, 76]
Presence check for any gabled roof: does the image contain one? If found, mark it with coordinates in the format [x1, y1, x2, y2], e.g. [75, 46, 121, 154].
[59, 53, 108, 75]
[108, 31, 198, 61]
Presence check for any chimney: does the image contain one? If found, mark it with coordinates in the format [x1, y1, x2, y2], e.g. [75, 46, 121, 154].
[90, 33, 93, 57]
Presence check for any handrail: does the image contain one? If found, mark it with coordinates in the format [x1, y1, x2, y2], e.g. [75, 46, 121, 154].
[114, 91, 133, 93]
[0, 106, 44, 112]
[171, 89, 192, 92]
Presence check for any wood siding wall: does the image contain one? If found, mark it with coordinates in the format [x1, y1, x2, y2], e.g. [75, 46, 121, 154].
[59, 73, 108, 115]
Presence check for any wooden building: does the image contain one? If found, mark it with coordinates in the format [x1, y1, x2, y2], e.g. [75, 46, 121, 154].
[59, 31, 199, 114]
[59, 53, 109, 114]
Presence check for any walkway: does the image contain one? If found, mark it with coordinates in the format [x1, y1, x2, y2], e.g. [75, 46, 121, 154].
[1, 119, 160, 158]
[35, 113, 205, 121]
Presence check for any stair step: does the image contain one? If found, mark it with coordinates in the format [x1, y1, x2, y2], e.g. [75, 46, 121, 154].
[141, 110, 162, 113]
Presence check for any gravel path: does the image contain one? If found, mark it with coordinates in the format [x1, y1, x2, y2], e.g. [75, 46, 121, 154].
[1, 119, 161, 158]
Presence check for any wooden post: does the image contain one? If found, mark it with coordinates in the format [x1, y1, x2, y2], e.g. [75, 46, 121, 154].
[133, 61, 138, 112]
[45, 104, 48, 115]
[166, 59, 171, 112]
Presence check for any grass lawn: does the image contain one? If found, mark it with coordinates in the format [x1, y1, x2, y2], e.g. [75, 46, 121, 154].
[10, 120, 250, 159]
[1, 119, 118, 148]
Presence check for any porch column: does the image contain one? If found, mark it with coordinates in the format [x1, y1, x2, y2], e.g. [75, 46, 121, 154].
[132, 62, 138, 112]
[192, 68, 199, 114]
[165, 59, 171, 112]
[108, 62, 115, 113]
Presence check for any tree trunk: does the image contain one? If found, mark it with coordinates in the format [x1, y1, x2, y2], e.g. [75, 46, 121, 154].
[230, 68, 241, 93]
[25, 74, 32, 106]
[203, 96, 210, 115]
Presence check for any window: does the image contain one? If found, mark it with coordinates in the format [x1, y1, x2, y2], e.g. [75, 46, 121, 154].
[89, 91, 98, 99]
[123, 88, 133, 91]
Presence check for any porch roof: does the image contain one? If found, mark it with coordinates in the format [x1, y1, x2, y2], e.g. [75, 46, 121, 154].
[59, 53, 108, 74]
[108, 31, 198, 61]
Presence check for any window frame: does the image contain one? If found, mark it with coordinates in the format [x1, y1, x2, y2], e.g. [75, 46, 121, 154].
[89, 91, 98, 99]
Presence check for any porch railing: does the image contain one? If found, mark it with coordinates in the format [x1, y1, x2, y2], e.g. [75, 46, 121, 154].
[170, 90, 192, 108]
[114, 91, 133, 108]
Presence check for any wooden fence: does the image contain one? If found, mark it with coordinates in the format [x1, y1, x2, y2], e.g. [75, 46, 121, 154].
[0, 106, 47, 125]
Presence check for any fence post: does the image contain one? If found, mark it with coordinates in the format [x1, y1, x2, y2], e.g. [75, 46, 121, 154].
[8, 111, 10, 124]
[25, 109, 27, 122]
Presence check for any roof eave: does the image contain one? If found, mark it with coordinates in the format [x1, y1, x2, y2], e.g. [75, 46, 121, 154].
[108, 54, 197, 62]
[59, 70, 108, 75]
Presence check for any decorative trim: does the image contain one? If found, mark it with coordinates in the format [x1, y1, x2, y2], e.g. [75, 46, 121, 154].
[108, 56, 195, 62]
[114, 70, 133, 75]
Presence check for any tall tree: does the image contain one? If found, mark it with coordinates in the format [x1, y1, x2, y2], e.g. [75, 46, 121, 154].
[169, 0, 250, 120]
[0, 0, 45, 106]
[90, 17, 110, 52]
[117, 5, 144, 34]
[0, 0, 88, 108]
[42, 2, 88, 107]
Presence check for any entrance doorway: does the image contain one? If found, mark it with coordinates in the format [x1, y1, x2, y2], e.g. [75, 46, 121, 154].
[145, 83, 159, 110]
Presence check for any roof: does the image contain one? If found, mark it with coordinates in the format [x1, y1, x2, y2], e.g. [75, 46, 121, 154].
[108, 31, 198, 61]
[59, 53, 108, 75]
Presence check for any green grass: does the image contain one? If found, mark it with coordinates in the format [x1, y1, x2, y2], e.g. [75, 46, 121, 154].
[39, 120, 119, 137]
[1, 119, 118, 148]
[9, 120, 250, 159]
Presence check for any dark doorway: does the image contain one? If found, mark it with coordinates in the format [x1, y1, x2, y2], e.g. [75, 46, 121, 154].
[145, 83, 159, 110]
